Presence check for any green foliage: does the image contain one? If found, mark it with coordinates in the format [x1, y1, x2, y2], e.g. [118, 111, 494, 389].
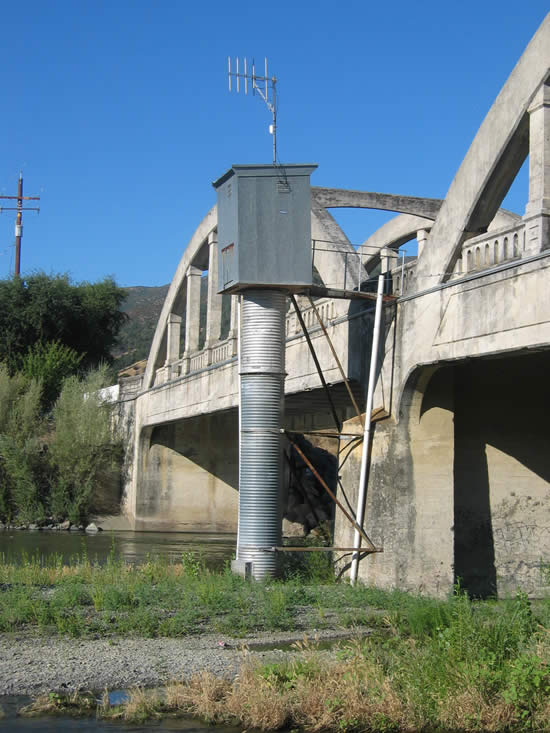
[279, 526, 336, 583]
[0, 272, 127, 374]
[0, 365, 44, 521]
[181, 550, 206, 578]
[503, 653, 550, 722]
[0, 361, 123, 524]
[48, 366, 122, 524]
[20, 340, 84, 410]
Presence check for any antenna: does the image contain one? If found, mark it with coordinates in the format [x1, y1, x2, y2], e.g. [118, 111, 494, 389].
[228, 56, 278, 165]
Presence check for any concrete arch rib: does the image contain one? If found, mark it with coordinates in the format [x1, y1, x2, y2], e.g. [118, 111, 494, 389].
[360, 214, 434, 264]
[312, 187, 443, 219]
[358, 209, 520, 268]
[143, 205, 217, 390]
[417, 13, 550, 286]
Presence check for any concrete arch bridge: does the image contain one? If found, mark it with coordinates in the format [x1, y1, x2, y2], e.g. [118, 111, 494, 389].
[119, 14, 550, 597]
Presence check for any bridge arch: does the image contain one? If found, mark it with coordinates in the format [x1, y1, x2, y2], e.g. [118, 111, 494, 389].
[143, 203, 358, 391]
[416, 14, 550, 286]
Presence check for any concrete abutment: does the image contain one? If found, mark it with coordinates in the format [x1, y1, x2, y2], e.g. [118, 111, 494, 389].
[336, 351, 550, 597]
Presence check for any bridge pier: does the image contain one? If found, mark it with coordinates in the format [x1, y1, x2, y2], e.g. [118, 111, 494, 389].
[235, 290, 286, 579]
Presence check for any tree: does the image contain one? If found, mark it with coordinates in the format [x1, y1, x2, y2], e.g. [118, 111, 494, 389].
[0, 272, 128, 374]
[20, 340, 84, 410]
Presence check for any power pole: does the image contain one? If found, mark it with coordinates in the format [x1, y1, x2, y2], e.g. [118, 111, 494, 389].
[0, 173, 40, 277]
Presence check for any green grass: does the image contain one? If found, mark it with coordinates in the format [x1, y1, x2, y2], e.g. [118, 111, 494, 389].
[8, 548, 550, 730]
[0, 547, 339, 638]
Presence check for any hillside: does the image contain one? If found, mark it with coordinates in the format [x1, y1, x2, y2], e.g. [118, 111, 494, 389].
[113, 285, 169, 371]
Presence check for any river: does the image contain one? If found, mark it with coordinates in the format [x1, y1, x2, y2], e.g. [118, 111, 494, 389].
[0, 529, 238, 731]
[0, 529, 236, 569]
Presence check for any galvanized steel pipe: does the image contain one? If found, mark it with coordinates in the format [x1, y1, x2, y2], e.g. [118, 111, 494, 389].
[238, 289, 286, 579]
[350, 274, 385, 586]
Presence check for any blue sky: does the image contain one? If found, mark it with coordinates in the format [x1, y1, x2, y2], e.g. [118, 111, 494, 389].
[0, 1, 547, 287]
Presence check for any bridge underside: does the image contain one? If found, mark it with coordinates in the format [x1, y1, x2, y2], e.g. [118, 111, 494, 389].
[336, 349, 550, 598]
[134, 380, 365, 533]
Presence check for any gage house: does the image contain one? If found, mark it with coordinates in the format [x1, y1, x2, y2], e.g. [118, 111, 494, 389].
[213, 164, 317, 294]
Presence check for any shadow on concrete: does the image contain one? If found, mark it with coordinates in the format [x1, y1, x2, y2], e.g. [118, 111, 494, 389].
[453, 365, 497, 598]
[422, 352, 550, 598]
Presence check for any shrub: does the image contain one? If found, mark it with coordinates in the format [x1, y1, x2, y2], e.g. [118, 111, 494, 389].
[0, 365, 44, 521]
[48, 366, 122, 524]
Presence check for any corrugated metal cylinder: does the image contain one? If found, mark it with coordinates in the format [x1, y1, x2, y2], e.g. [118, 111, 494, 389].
[238, 289, 286, 579]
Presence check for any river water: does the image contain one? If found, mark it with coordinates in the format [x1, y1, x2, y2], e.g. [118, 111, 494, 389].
[0, 529, 236, 569]
[0, 529, 238, 731]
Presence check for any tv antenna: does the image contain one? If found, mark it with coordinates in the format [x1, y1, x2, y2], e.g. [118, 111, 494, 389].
[228, 57, 278, 165]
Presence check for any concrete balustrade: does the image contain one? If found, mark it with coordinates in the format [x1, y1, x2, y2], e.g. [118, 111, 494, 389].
[154, 295, 341, 386]
[458, 222, 525, 275]
[391, 218, 539, 295]
[205, 231, 222, 364]
[154, 294, 348, 387]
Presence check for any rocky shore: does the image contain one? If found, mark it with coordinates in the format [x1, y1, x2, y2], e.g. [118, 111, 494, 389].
[0, 520, 101, 533]
[0, 628, 358, 697]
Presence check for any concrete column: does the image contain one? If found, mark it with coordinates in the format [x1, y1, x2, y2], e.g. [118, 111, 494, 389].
[228, 294, 239, 355]
[165, 313, 182, 379]
[416, 229, 429, 259]
[526, 81, 550, 216]
[183, 265, 202, 360]
[205, 232, 222, 361]
[524, 81, 550, 253]
[380, 247, 398, 294]
[380, 247, 398, 273]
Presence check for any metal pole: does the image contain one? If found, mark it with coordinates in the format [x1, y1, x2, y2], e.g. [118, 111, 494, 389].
[14, 173, 23, 277]
[291, 295, 342, 433]
[272, 101, 277, 165]
[350, 274, 385, 585]
[285, 432, 377, 551]
[306, 295, 364, 427]
[236, 294, 242, 559]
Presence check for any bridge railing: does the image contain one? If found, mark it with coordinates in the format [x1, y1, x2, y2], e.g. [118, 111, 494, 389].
[391, 260, 417, 296]
[153, 296, 344, 387]
[286, 297, 336, 336]
[391, 220, 527, 295]
[452, 221, 524, 278]
[153, 334, 237, 386]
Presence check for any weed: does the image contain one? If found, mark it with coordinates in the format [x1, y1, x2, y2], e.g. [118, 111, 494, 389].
[503, 653, 550, 723]
[19, 691, 96, 717]
[181, 550, 206, 578]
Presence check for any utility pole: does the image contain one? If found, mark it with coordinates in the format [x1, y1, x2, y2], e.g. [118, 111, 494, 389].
[0, 173, 40, 277]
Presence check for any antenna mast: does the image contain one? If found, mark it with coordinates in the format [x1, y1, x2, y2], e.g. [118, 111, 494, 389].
[228, 57, 278, 165]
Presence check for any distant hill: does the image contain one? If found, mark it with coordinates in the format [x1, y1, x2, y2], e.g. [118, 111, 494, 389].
[113, 285, 169, 371]
[113, 278, 226, 375]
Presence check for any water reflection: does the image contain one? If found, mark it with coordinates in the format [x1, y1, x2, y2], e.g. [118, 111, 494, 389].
[0, 532, 239, 730]
[0, 693, 240, 730]
[0, 530, 236, 570]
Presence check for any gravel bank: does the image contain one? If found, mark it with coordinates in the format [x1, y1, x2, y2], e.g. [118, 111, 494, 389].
[0, 628, 366, 697]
